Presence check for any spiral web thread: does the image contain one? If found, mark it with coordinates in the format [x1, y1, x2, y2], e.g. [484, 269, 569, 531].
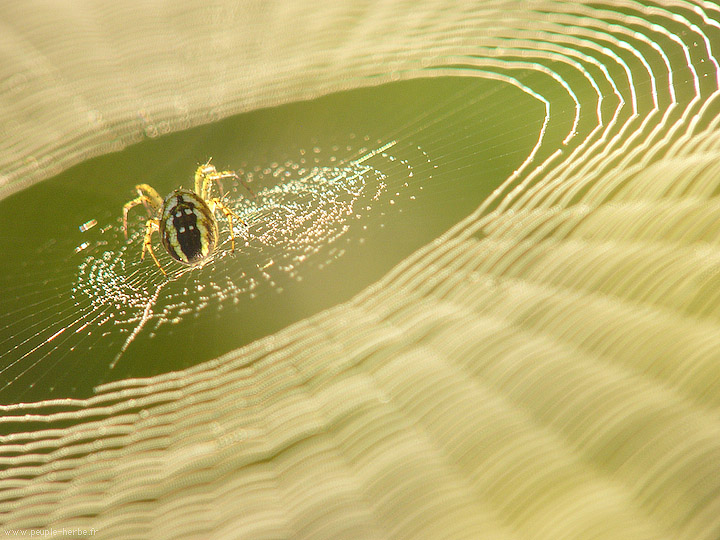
[3, 1, 720, 538]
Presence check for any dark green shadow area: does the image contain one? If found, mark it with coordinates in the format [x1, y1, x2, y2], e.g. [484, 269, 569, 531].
[0, 76, 543, 404]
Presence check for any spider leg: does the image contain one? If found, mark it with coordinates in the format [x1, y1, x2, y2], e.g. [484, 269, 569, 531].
[122, 184, 163, 239]
[195, 159, 255, 201]
[195, 159, 214, 199]
[219, 170, 255, 199]
[210, 198, 244, 252]
[123, 197, 146, 239]
[134, 184, 163, 209]
[141, 218, 166, 276]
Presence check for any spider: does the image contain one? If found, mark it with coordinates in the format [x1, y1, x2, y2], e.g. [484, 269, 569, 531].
[122, 159, 251, 276]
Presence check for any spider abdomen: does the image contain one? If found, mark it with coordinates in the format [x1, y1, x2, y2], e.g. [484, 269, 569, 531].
[160, 190, 219, 264]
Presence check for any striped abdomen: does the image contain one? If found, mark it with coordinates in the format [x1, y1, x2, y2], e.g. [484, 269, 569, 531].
[160, 190, 218, 264]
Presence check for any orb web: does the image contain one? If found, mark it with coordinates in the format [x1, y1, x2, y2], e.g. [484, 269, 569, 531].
[3, 139, 420, 398]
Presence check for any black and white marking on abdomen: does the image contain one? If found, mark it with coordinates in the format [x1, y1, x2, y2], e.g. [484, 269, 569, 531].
[160, 190, 218, 265]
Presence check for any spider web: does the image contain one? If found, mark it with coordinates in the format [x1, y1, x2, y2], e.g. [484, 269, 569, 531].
[0, 76, 545, 404]
[3, 1, 720, 539]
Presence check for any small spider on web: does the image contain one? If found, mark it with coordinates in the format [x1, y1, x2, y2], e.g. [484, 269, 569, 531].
[122, 159, 254, 276]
